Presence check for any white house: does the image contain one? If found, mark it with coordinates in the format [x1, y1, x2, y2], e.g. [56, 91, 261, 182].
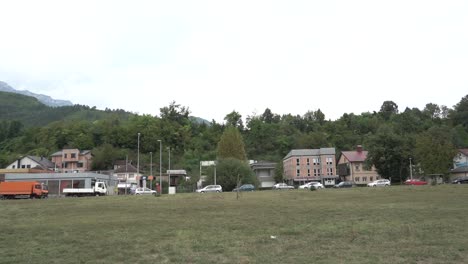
[6, 156, 54, 171]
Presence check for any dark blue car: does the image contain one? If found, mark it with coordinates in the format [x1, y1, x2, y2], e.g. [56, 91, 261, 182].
[232, 184, 255, 192]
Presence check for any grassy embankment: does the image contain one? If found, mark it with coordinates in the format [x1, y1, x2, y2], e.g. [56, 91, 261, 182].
[1, 185, 467, 264]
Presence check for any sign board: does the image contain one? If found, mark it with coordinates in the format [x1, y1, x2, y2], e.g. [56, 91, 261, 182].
[200, 161, 216, 166]
[148, 176, 154, 180]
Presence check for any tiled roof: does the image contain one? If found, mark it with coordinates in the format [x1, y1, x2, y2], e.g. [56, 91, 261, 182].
[459, 149, 468, 156]
[341, 150, 368, 163]
[27, 156, 55, 169]
[283, 148, 336, 160]
[114, 164, 138, 173]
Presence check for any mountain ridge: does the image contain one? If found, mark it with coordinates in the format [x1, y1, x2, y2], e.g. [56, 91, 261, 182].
[0, 81, 73, 107]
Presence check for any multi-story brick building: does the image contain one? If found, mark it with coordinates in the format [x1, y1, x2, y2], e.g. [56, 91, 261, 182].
[50, 148, 93, 173]
[283, 148, 338, 187]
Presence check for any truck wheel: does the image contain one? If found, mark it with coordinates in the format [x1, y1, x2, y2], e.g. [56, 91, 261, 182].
[95, 193, 100, 197]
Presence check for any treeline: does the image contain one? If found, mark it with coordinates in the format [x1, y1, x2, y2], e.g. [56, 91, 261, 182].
[0, 93, 467, 183]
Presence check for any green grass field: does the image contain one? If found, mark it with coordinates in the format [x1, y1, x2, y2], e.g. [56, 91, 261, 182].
[1, 185, 467, 264]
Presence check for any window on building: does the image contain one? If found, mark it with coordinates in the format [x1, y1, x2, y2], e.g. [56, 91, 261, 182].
[27, 165, 31, 168]
[327, 168, 333, 175]
[77, 163, 83, 168]
[355, 164, 360, 171]
[313, 158, 321, 166]
[128, 174, 135, 179]
[363, 177, 367, 182]
[326, 157, 333, 165]
[307, 169, 311, 176]
[12, 165, 15, 169]
[296, 158, 300, 166]
[21, 165, 26, 168]
[355, 177, 360, 182]
[296, 169, 300, 176]
[307, 158, 310, 165]
[71, 153, 76, 159]
[370, 176, 373, 181]
[314, 169, 321, 176]
[64, 154, 68, 158]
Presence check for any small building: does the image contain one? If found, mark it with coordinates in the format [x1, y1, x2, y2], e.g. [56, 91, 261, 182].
[283, 148, 338, 187]
[250, 161, 276, 188]
[337, 145, 381, 185]
[2, 172, 118, 196]
[451, 149, 468, 180]
[6, 156, 54, 171]
[167, 170, 187, 186]
[50, 148, 93, 173]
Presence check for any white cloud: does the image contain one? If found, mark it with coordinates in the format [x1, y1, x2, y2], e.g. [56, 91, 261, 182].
[0, 0, 467, 122]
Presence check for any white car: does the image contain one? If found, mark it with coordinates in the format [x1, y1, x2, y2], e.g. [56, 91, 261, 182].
[367, 179, 391, 187]
[196, 185, 222, 193]
[272, 183, 295, 190]
[134, 187, 157, 195]
[299, 182, 324, 190]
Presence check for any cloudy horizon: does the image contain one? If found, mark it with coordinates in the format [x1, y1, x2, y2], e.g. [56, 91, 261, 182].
[1, 0, 467, 122]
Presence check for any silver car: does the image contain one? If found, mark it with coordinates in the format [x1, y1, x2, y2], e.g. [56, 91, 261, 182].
[196, 185, 222, 193]
[134, 187, 157, 195]
[272, 183, 295, 190]
[367, 179, 391, 187]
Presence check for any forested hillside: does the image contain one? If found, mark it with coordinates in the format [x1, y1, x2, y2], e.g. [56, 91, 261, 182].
[0, 91, 134, 127]
[1, 92, 467, 184]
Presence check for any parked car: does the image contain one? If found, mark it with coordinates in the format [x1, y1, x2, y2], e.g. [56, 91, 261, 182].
[404, 179, 428, 185]
[452, 177, 468, 184]
[367, 179, 391, 187]
[232, 184, 255, 192]
[299, 182, 324, 190]
[134, 187, 157, 195]
[196, 185, 222, 193]
[333, 182, 354, 188]
[272, 183, 295, 190]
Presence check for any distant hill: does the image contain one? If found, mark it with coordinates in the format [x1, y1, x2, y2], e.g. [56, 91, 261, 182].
[0, 81, 73, 107]
[0, 91, 135, 127]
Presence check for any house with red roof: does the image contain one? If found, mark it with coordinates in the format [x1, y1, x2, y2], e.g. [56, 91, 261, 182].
[337, 145, 381, 185]
[450, 149, 468, 179]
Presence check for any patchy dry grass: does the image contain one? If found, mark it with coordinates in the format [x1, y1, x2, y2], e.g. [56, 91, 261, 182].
[1, 185, 467, 263]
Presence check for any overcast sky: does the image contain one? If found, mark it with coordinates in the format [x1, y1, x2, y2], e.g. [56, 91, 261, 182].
[1, 0, 467, 123]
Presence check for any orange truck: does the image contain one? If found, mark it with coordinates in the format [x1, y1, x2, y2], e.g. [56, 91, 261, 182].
[0, 181, 49, 199]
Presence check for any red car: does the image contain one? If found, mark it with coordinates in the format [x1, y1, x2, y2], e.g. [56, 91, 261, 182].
[404, 179, 428, 185]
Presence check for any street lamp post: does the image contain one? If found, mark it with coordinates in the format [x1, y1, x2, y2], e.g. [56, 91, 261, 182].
[168, 147, 171, 192]
[157, 140, 162, 194]
[150, 151, 153, 190]
[137, 132, 141, 188]
[410, 158, 413, 179]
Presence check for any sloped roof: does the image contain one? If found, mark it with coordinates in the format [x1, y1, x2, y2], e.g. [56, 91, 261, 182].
[27, 156, 55, 169]
[341, 150, 368, 163]
[114, 164, 138, 173]
[283, 148, 335, 160]
[459, 149, 468, 156]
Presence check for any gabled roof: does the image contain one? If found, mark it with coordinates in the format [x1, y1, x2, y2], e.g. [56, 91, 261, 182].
[114, 164, 137, 173]
[283, 148, 335, 160]
[341, 150, 368, 163]
[459, 149, 468, 156]
[27, 156, 55, 169]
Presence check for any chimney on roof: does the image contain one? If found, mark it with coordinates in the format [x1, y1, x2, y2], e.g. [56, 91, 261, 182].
[356, 145, 363, 153]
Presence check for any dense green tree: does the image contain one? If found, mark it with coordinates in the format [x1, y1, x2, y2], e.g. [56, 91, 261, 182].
[415, 126, 458, 176]
[450, 95, 468, 128]
[365, 125, 409, 182]
[205, 158, 256, 190]
[217, 126, 247, 160]
[224, 111, 244, 130]
[379, 100, 399, 120]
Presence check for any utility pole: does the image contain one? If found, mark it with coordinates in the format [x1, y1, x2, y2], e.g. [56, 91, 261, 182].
[409, 158, 413, 180]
